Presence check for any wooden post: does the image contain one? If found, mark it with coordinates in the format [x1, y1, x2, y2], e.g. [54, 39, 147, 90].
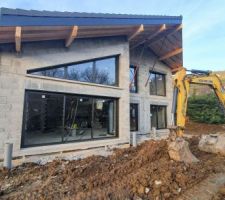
[15, 26, 22, 52]
[65, 26, 78, 47]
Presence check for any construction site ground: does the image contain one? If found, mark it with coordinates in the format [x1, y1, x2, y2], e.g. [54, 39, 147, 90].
[1, 122, 225, 200]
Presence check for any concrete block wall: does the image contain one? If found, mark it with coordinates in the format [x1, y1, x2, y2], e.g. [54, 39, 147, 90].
[130, 46, 173, 139]
[0, 37, 130, 159]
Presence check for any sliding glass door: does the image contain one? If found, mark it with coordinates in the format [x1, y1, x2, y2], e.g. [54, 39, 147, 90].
[22, 90, 118, 147]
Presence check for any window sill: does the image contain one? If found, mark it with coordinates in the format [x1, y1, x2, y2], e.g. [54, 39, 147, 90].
[26, 74, 123, 90]
[149, 94, 167, 97]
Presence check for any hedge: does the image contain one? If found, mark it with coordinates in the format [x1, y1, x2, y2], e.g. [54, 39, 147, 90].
[187, 94, 225, 124]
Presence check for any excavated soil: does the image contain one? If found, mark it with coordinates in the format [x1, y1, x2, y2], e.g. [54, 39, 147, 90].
[1, 137, 225, 200]
[212, 184, 225, 200]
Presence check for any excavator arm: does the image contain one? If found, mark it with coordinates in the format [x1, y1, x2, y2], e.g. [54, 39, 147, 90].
[168, 68, 225, 163]
[171, 68, 225, 137]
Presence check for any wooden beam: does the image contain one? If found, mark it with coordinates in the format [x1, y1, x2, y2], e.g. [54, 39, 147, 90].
[65, 26, 78, 47]
[171, 66, 184, 73]
[15, 26, 22, 52]
[149, 24, 182, 46]
[159, 48, 182, 61]
[128, 24, 144, 41]
[131, 24, 166, 49]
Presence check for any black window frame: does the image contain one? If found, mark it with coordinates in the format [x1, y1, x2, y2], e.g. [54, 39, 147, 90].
[21, 90, 119, 148]
[130, 103, 139, 132]
[149, 71, 166, 96]
[150, 105, 167, 130]
[27, 55, 119, 87]
[129, 65, 138, 93]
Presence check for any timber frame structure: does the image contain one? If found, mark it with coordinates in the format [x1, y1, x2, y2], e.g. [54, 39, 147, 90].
[0, 7, 183, 72]
[0, 7, 183, 162]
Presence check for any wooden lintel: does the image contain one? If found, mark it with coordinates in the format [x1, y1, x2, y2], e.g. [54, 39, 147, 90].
[131, 24, 166, 49]
[65, 26, 78, 47]
[15, 26, 22, 52]
[149, 24, 182, 46]
[128, 24, 144, 41]
[159, 48, 182, 61]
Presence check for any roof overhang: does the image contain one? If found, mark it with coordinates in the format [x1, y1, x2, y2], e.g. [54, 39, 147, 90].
[0, 8, 183, 71]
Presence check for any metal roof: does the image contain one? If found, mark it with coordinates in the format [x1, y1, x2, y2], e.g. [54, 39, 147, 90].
[0, 7, 182, 26]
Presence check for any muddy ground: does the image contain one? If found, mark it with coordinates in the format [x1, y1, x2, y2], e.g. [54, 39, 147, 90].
[0, 124, 225, 200]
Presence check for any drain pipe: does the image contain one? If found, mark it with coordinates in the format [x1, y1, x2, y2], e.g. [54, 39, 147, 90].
[152, 127, 157, 139]
[3, 143, 13, 169]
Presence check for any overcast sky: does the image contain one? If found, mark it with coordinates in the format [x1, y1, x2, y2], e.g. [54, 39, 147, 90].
[1, 0, 225, 71]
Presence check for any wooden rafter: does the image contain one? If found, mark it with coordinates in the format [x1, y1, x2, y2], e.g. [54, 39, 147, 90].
[159, 48, 182, 61]
[128, 24, 144, 41]
[171, 66, 184, 73]
[15, 26, 22, 52]
[65, 26, 78, 47]
[130, 24, 166, 49]
[149, 24, 182, 46]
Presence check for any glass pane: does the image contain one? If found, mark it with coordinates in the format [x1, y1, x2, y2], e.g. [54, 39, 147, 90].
[23, 92, 64, 146]
[32, 67, 65, 79]
[156, 74, 166, 96]
[130, 104, 138, 131]
[28, 57, 117, 86]
[95, 58, 116, 85]
[157, 106, 167, 129]
[150, 73, 157, 95]
[67, 62, 93, 82]
[93, 98, 117, 138]
[64, 96, 92, 141]
[130, 67, 137, 93]
[150, 105, 157, 129]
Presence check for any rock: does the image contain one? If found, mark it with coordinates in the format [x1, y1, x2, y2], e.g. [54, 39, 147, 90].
[137, 185, 145, 194]
[218, 186, 225, 195]
[164, 192, 171, 198]
[145, 187, 150, 194]
[134, 195, 143, 200]
[154, 180, 162, 186]
[198, 134, 225, 155]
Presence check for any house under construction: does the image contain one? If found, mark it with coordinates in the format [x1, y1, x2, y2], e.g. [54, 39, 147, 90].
[0, 8, 182, 161]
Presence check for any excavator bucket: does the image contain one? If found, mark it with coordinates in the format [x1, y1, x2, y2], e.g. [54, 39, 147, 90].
[168, 137, 199, 163]
[167, 128, 199, 163]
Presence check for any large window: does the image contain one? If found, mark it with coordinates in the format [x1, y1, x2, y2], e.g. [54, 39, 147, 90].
[150, 105, 167, 129]
[27, 56, 118, 86]
[149, 71, 166, 96]
[130, 104, 138, 131]
[22, 91, 117, 147]
[129, 65, 138, 93]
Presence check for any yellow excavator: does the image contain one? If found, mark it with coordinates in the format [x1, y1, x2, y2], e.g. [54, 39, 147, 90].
[168, 68, 225, 163]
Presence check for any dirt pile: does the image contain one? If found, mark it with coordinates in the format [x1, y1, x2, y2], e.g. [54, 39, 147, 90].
[1, 138, 225, 200]
[212, 184, 225, 200]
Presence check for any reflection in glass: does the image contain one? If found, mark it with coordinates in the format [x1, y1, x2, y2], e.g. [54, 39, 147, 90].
[130, 66, 138, 93]
[150, 105, 167, 129]
[130, 104, 138, 131]
[150, 72, 166, 96]
[28, 56, 117, 86]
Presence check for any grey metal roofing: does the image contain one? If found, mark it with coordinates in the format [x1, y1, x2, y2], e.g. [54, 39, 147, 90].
[0, 7, 182, 26]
